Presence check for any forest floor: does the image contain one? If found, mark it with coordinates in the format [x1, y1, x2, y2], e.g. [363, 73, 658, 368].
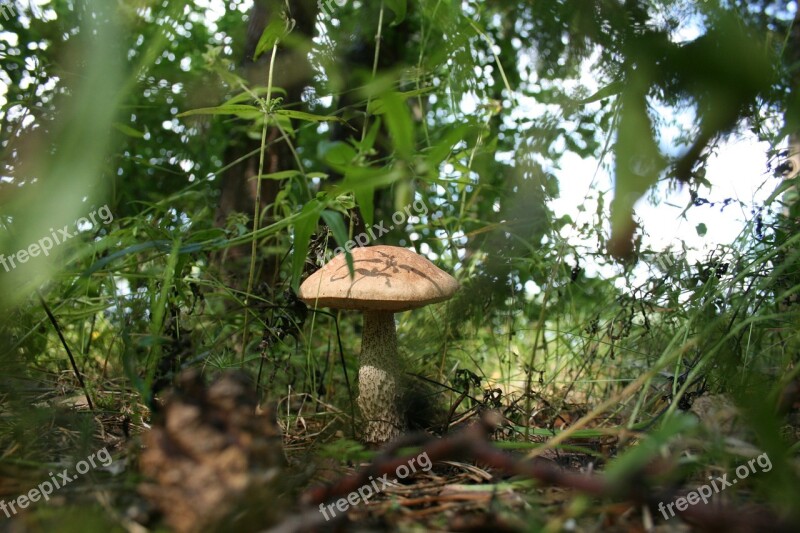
[1, 369, 799, 532]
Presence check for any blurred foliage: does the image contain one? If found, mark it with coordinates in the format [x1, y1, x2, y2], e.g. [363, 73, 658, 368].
[1, 0, 800, 529]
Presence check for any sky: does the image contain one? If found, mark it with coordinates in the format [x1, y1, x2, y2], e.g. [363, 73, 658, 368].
[550, 131, 780, 263]
[532, 5, 787, 285]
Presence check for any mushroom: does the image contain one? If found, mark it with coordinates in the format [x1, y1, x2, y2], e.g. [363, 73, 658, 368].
[298, 245, 459, 443]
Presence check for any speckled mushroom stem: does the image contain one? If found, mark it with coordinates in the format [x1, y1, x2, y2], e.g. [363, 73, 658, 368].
[358, 310, 404, 443]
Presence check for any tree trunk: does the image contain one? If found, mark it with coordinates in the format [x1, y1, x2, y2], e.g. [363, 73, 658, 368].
[776, 9, 800, 315]
[780, 6, 800, 214]
[215, 0, 318, 290]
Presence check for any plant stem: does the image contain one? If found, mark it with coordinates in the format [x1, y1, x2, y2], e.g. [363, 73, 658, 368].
[242, 43, 280, 362]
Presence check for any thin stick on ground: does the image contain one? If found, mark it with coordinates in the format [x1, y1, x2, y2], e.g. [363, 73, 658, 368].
[38, 291, 94, 410]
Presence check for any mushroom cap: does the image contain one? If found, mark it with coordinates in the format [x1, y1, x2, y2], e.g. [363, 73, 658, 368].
[298, 245, 459, 312]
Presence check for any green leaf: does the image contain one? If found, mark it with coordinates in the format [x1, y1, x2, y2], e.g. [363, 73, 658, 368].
[393, 180, 412, 214]
[139, 235, 185, 400]
[270, 112, 295, 136]
[112, 122, 145, 138]
[255, 170, 303, 180]
[604, 413, 697, 486]
[82, 240, 172, 276]
[321, 141, 358, 172]
[223, 87, 286, 106]
[366, 88, 432, 115]
[81, 238, 227, 277]
[321, 210, 354, 277]
[380, 92, 415, 158]
[765, 178, 796, 205]
[291, 200, 324, 291]
[307, 172, 330, 180]
[359, 116, 382, 154]
[426, 124, 472, 168]
[574, 80, 624, 105]
[384, 0, 407, 25]
[696, 223, 707, 236]
[339, 165, 408, 227]
[275, 109, 346, 123]
[355, 187, 374, 229]
[254, 16, 288, 60]
[177, 105, 261, 120]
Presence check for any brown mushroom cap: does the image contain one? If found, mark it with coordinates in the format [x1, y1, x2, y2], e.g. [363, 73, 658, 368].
[298, 245, 459, 312]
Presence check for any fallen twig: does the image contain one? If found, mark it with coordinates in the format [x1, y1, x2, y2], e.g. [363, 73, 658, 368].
[275, 411, 799, 533]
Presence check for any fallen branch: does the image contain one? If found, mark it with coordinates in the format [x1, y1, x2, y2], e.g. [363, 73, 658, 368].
[277, 411, 799, 533]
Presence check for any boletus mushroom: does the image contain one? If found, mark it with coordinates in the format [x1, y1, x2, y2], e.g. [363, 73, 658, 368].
[298, 245, 459, 444]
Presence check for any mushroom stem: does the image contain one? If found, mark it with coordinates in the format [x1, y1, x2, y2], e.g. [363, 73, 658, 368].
[358, 310, 404, 443]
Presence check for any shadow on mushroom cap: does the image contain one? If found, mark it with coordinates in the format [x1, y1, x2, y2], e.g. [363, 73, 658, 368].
[298, 245, 459, 312]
